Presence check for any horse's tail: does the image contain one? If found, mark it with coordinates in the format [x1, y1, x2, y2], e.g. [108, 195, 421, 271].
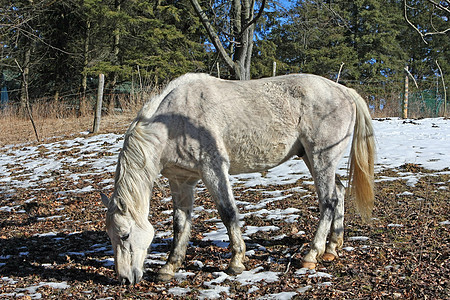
[348, 89, 376, 222]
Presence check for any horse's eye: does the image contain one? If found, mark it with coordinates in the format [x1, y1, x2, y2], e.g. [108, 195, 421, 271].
[121, 233, 130, 241]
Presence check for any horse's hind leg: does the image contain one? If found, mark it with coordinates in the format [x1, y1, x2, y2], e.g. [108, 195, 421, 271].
[157, 178, 198, 281]
[302, 148, 345, 269]
[202, 164, 246, 275]
[323, 176, 345, 262]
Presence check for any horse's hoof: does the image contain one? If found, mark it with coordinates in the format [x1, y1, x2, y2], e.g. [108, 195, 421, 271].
[226, 264, 245, 275]
[302, 262, 316, 269]
[322, 253, 336, 262]
[156, 272, 174, 282]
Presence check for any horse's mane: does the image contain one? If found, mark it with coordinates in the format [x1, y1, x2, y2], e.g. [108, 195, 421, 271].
[112, 73, 212, 226]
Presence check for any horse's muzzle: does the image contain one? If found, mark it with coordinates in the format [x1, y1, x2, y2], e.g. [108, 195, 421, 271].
[119, 269, 143, 285]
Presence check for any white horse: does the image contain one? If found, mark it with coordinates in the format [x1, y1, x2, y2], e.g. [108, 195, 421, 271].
[101, 73, 375, 285]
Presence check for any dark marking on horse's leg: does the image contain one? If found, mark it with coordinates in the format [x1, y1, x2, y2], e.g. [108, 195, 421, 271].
[217, 202, 246, 275]
[324, 176, 345, 261]
[157, 179, 197, 281]
[302, 153, 340, 268]
[202, 165, 246, 275]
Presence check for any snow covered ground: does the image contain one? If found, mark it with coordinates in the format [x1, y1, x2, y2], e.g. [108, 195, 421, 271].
[0, 118, 449, 299]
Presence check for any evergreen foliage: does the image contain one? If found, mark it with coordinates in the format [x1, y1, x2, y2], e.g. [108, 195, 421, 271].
[251, 0, 448, 111]
[0, 0, 448, 113]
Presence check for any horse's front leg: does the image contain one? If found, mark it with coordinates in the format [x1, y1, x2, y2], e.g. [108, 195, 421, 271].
[157, 179, 197, 281]
[202, 164, 246, 275]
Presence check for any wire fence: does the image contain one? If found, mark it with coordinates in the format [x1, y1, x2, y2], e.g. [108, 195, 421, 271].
[341, 79, 447, 118]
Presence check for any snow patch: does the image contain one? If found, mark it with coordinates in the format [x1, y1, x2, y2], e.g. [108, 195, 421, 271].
[15, 281, 70, 298]
[260, 291, 298, 300]
[198, 285, 230, 299]
[388, 224, 404, 228]
[235, 266, 281, 286]
[397, 191, 414, 196]
[168, 287, 191, 296]
[348, 236, 370, 242]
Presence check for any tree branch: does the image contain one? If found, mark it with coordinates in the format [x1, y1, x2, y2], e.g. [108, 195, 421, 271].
[238, 0, 266, 37]
[404, 0, 450, 44]
[404, 0, 429, 44]
[320, 2, 352, 32]
[427, 0, 450, 14]
[189, 0, 236, 74]
[404, 66, 419, 89]
[336, 62, 345, 83]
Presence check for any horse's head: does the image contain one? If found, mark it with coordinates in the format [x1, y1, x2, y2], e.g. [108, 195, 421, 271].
[101, 193, 154, 285]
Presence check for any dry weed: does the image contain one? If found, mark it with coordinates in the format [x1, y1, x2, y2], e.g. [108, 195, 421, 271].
[0, 92, 151, 147]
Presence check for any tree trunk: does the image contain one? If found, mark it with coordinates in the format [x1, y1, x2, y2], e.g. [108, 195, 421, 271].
[233, 0, 255, 80]
[20, 47, 31, 116]
[106, 0, 122, 114]
[79, 19, 91, 117]
[16, 58, 39, 141]
[81, 19, 91, 98]
[190, 0, 266, 80]
[110, 0, 121, 90]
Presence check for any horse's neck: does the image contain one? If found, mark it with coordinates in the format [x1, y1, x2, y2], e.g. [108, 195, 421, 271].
[115, 124, 162, 223]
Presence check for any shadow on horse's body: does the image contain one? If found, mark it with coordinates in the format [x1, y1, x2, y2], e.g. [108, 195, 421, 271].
[101, 73, 375, 284]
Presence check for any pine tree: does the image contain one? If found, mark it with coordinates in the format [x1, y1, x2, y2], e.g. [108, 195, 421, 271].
[86, 0, 206, 87]
[256, 0, 409, 95]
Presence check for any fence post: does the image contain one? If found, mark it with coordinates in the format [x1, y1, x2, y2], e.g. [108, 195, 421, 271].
[402, 66, 409, 119]
[93, 73, 105, 133]
[272, 61, 277, 77]
[217, 62, 220, 79]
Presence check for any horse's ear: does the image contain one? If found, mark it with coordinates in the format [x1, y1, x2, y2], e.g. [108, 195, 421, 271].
[100, 193, 110, 207]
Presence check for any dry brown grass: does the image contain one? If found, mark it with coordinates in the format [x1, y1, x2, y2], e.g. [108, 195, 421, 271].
[0, 114, 135, 147]
[0, 101, 140, 147]
[0, 93, 152, 147]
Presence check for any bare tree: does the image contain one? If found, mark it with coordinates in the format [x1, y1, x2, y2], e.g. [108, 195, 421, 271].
[404, 0, 450, 44]
[0, 0, 71, 111]
[190, 0, 267, 80]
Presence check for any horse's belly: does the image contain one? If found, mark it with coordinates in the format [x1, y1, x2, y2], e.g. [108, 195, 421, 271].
[227, 138, 301, 174]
